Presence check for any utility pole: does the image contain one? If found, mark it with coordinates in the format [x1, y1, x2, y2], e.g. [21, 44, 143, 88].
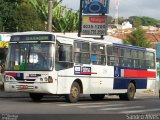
[78, 0, 83, 37]
[48, 0, 53, 32]
[115, 0, 119, 28]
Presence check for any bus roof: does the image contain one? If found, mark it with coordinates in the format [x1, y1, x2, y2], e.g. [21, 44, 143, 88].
[10, 31, 122, 44]
[10, 31, 155, 52]
[10, 31, 54, 36]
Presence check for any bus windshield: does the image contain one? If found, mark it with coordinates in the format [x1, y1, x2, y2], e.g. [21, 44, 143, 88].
[6, 43, 53, 71]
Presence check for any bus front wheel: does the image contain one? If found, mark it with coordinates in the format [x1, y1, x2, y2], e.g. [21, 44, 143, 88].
[29, 93, 43, 102]
[65, 82, 80, 103]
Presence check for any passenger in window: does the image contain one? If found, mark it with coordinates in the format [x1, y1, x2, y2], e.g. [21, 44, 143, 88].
[35, 53, 47, 70]
[58, 45, 66, 61]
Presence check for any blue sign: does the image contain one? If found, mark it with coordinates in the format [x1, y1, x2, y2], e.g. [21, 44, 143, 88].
[82, 0, 110, 14]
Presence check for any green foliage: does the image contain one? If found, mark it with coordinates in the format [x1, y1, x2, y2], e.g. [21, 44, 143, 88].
[118, 17, 125, 25]
[123, 26, 152, 48]
[29, 0, 79, 32]
[0, 0, 16, 31]
[52, 6, 79, 32]
[157, 67, 160, 72]
[1, 0, 159, 32]
[0, 17, 2, 31]
[107, 16, 160, 27]
[0, 0, 44, 32]
[28, 0, 50, 22]
[107, 15, 114, 24]
[15, 2, 45, 31]
[129, 16, 159, 27]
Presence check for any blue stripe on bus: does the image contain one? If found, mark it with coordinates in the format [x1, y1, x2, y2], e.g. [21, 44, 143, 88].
[113, 43, 146, 51]
[15, 73, 24, 80]
[113, 78, 147, 89]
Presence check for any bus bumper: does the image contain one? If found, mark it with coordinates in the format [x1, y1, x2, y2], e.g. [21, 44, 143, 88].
[4, 82, 57, 94]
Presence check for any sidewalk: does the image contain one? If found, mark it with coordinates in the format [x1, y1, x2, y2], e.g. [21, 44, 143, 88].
[135, 89, 159, 97]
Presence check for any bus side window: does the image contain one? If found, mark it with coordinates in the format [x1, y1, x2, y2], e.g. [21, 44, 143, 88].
[58, 45, 66, 61]
[74, 41, 90, 64]
[132, 50, 139, 68]
[55, 43, 73, 70]
[107, 46, 120, 66]
[91, 43, 106, 65]
[145, 52, 155, 69]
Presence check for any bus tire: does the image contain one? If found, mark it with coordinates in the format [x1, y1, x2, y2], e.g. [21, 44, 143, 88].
[126, 82, 136, 100]
[90, 94, 105, 101]
[29, 93, 43, 102]
[65, 82, 80, 103]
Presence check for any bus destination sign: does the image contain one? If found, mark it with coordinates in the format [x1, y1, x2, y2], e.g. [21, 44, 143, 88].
[11, 34, 54, 42]
[81, 15, 107, 36]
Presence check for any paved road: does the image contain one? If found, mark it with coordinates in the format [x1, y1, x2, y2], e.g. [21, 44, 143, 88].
[0, 92, 160, 120]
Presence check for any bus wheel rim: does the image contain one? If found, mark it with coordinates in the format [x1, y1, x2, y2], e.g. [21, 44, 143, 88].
[71, 87, 79, 98]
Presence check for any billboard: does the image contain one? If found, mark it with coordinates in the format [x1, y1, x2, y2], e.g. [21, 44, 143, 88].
[82, 0, 110, 14]
[0, 34, 10, 48]
[81, 15, 107, 35]
[0, 41, 9, 48]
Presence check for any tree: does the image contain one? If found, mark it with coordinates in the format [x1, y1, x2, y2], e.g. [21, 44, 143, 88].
[123, 26, 152, 48]
[129, 16, 142, 27]
[0, 0, 16, 31]
[0, 0, 39, 32]
[141, 16, 158, 26]
[52, 6, 79, 32]
[15, 2, 45, 31]
[29, 0, 79, 32]
[118, 17, 125, 25]
[128, 16, 159, 27]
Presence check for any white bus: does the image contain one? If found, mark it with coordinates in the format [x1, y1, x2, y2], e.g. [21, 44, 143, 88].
[4, 31, 156, 103]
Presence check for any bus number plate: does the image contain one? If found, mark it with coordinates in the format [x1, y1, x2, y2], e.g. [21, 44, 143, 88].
[19, 85, 28, 89]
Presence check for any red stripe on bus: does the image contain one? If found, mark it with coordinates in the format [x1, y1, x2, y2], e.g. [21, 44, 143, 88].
[80, 72, 97, 75]
[6, 73, 17, 77]
[124, 69, 156, 78]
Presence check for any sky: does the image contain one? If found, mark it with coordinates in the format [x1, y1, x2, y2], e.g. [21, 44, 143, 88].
[61, 0, 160, 20]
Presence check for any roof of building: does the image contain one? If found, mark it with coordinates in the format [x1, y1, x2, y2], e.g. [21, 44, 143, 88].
[112, 32, 160, 42]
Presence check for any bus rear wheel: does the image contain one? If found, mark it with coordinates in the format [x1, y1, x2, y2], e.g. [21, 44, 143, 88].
[126, 82, 136, 100]
[29, 93, 43, 102]
[90, 94, 105, 101]
[119, 82, 136, 100]
[65, 82, 80, 103]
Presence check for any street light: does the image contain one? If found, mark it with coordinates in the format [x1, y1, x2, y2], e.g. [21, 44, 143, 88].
[48, 0, 53, 32]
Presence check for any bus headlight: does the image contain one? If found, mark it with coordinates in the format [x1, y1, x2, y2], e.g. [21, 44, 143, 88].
[5, 76, 15, 81]
[10, 77, 14, 81]
[48, 76, 53, 83]
[40, 78, 43, 82]
[44, 77, 48, 82]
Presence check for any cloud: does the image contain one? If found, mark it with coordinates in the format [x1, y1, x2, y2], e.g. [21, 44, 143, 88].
[110, 0, 160, 19]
